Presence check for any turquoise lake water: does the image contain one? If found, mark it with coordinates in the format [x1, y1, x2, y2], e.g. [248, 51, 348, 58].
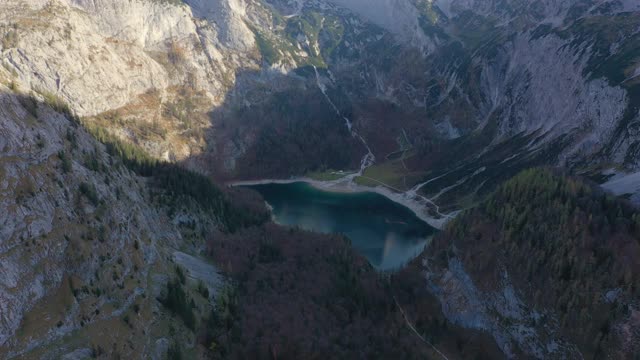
[245, 182, 435, 271]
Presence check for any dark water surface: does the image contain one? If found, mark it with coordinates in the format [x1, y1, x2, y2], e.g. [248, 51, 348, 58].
[245, 182, 436, 271]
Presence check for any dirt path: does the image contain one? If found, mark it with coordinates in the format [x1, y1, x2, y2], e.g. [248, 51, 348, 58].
[394, 296, 450, 360]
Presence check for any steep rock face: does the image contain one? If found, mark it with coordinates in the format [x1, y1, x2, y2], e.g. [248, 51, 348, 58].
[0, 1, 264, 169]
[426, 0, 640, 160]
[2, 1, 170, 115]
[484, 34, 627, 149]
[424, 258, 579, 358]
[381, 0, 640, 211]
[1, 0, 638, 182]
[0, 70, 223, 358]
[326, 0, 436, 50]
[185, 0, 256, 51]
[0, 0, 265, 159]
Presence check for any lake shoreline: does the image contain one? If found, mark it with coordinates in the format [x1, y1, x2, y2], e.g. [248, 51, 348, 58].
[243, 180, 435, 270]
[228, 177, 452, 230]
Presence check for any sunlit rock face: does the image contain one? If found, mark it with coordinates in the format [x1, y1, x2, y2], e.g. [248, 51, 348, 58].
[2, 0, 638, 179]
[325, 0, 436, 50]
[1, 0, 640, 358]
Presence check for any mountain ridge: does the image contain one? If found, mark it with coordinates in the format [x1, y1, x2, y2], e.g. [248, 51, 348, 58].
[1, 0, 640, 358]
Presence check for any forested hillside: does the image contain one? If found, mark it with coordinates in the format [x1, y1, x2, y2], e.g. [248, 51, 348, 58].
[204, 223, 505, 359]
[1, 0, 640, 358]
[85, 124, 269, 232]
[0, 74, 505, 358]
[425, 168, 640, 357]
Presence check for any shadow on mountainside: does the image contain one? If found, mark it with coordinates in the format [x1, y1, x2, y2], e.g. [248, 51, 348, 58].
[180, 60, 577, 216]
[160, 66, 510, 358]
[181, 66, 363, 181]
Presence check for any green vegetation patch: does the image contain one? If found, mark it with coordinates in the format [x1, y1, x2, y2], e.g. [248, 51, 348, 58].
[306, 169, 351, 181]
[356, 160, 418, 191]
[160, 278, 196, 330]
[253, 30, 282, 65]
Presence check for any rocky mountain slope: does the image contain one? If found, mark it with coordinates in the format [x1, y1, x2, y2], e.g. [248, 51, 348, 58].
[0, 67, 506, 359]
[3, 0, 638, 199]
[1, 0, 640, 358]
[0, 67, 264, 358]
[419, 168, 640, 358]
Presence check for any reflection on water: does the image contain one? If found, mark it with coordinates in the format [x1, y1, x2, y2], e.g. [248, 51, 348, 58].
[245, 182, 436, 271]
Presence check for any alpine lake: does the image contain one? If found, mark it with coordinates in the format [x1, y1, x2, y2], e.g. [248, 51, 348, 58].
[245, 182, 436, 271]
